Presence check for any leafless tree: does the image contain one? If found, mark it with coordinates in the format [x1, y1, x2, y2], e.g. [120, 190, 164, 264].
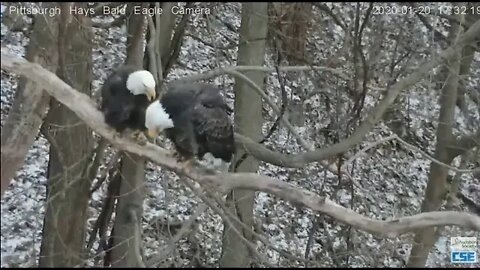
[0, 2, 57, 197]
[217, 3, 271, 267]
[39, 2, 95, 267]
[107, 3, 148, 267]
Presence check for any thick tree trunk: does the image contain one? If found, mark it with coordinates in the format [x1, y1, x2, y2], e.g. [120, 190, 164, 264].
[0, 2, 59, 197]
[39, 3, 94, 267]
[406, 11, 465, 268]
[110, 153, 146, 267]
[109, 5, 147, 267]
[125, 2, 148, 68]
[456, 10, 478, 111]
[220, 3, 268, 267]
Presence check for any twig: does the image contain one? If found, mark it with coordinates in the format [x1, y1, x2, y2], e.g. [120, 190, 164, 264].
[395, 135, 479, 174]
[186, 33, 237, 51]
[87, 167, 121, 255]
[182, 179, 275, 267]
[146, 203, 208, 267]
[313, 3, 346, 30]
[341, 135, 397, 169]
[233, 48, 289, 172]
[448, 129, 480, 159]
[225, 68, 314, 151]
[178, 65, 351, 84]
[204, 185, 314, 265]
[90, 150, 119, 194]
[86, 138, 109, 193]
[163, 2, 193, 77]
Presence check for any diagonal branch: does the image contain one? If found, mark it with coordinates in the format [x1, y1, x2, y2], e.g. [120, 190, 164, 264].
[2, 49, 480, 240]
[200, 173, 480, 238]
[186, 20, 480, 167]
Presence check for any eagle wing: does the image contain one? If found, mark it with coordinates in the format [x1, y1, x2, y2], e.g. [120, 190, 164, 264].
[191, 102, 235, 162]
[161, 82, 235, 162]
[100, 66, 139, 131]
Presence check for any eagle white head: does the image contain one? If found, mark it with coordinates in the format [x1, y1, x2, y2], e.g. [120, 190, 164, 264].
[126, 70, 156, 101]
[145, 100, 174, 139]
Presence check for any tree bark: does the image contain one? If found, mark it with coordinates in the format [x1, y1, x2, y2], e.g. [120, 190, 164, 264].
[455, 9, 478, 111]
[109, 5, 147, 267]
[110, 154, 146, 267]
[0, 2, 58, 197]
[39, 2, 94, 267]
[406, 10, 465, 268]
[143, 2, 191, 79]
[268, 3, 312, 64]
[125, 2, 148, 68]
[220, 3, 268, 267]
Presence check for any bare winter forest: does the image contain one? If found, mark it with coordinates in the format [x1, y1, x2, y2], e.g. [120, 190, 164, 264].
[1, 2, 479, 268]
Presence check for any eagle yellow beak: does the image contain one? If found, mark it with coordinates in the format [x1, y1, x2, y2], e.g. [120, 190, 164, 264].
[147, 128, 159, 139]
[146, 87, 156, 101]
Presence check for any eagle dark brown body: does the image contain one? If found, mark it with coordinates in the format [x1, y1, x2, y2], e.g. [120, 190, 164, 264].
[160, 82, 235, 164]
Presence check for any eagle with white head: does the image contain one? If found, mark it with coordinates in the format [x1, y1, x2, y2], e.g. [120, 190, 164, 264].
[100, 65, 172, 144]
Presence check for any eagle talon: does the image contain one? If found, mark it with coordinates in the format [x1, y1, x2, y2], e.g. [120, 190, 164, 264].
[130, 130, 148, 146]
[136, 132, 148, 146]
[173, 152, 184, 162]
[101, 67, 157, 145]
[181, 158, 195, 172]
[113, 130, 127, 141]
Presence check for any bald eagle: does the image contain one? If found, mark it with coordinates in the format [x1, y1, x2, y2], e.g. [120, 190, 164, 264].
[145, 82, 235, 171]
[100, 65, 172, 143]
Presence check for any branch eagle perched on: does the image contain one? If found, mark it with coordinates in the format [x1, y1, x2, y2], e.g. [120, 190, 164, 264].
[100, 66, 234, 171]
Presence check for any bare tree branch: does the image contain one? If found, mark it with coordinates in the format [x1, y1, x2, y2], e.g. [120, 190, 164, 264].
[178, 65, 351, 83]
[415, 13, 447, 42]
[162, 2, 193, 78]
[180, 20, 480, 166]
[394, 135, 479, 174]
[0, 10, 59, 197]
[91, 15, 126, 29]
[226, 68, 314, 151]
[1, 51, 479, 239]
[312, 3, 346, 30]
[146, 203, 208, 267]
[341, 135, 397, 169]
[448, 129, 480, 159]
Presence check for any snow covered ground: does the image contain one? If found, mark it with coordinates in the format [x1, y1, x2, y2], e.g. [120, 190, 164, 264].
[1, 2, 479, 268]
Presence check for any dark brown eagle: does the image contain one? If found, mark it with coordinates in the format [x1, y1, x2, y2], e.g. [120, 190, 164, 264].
[146, 82, 235, 171]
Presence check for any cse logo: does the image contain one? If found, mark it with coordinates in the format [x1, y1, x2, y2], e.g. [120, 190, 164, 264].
[451, 251, 477, 263]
